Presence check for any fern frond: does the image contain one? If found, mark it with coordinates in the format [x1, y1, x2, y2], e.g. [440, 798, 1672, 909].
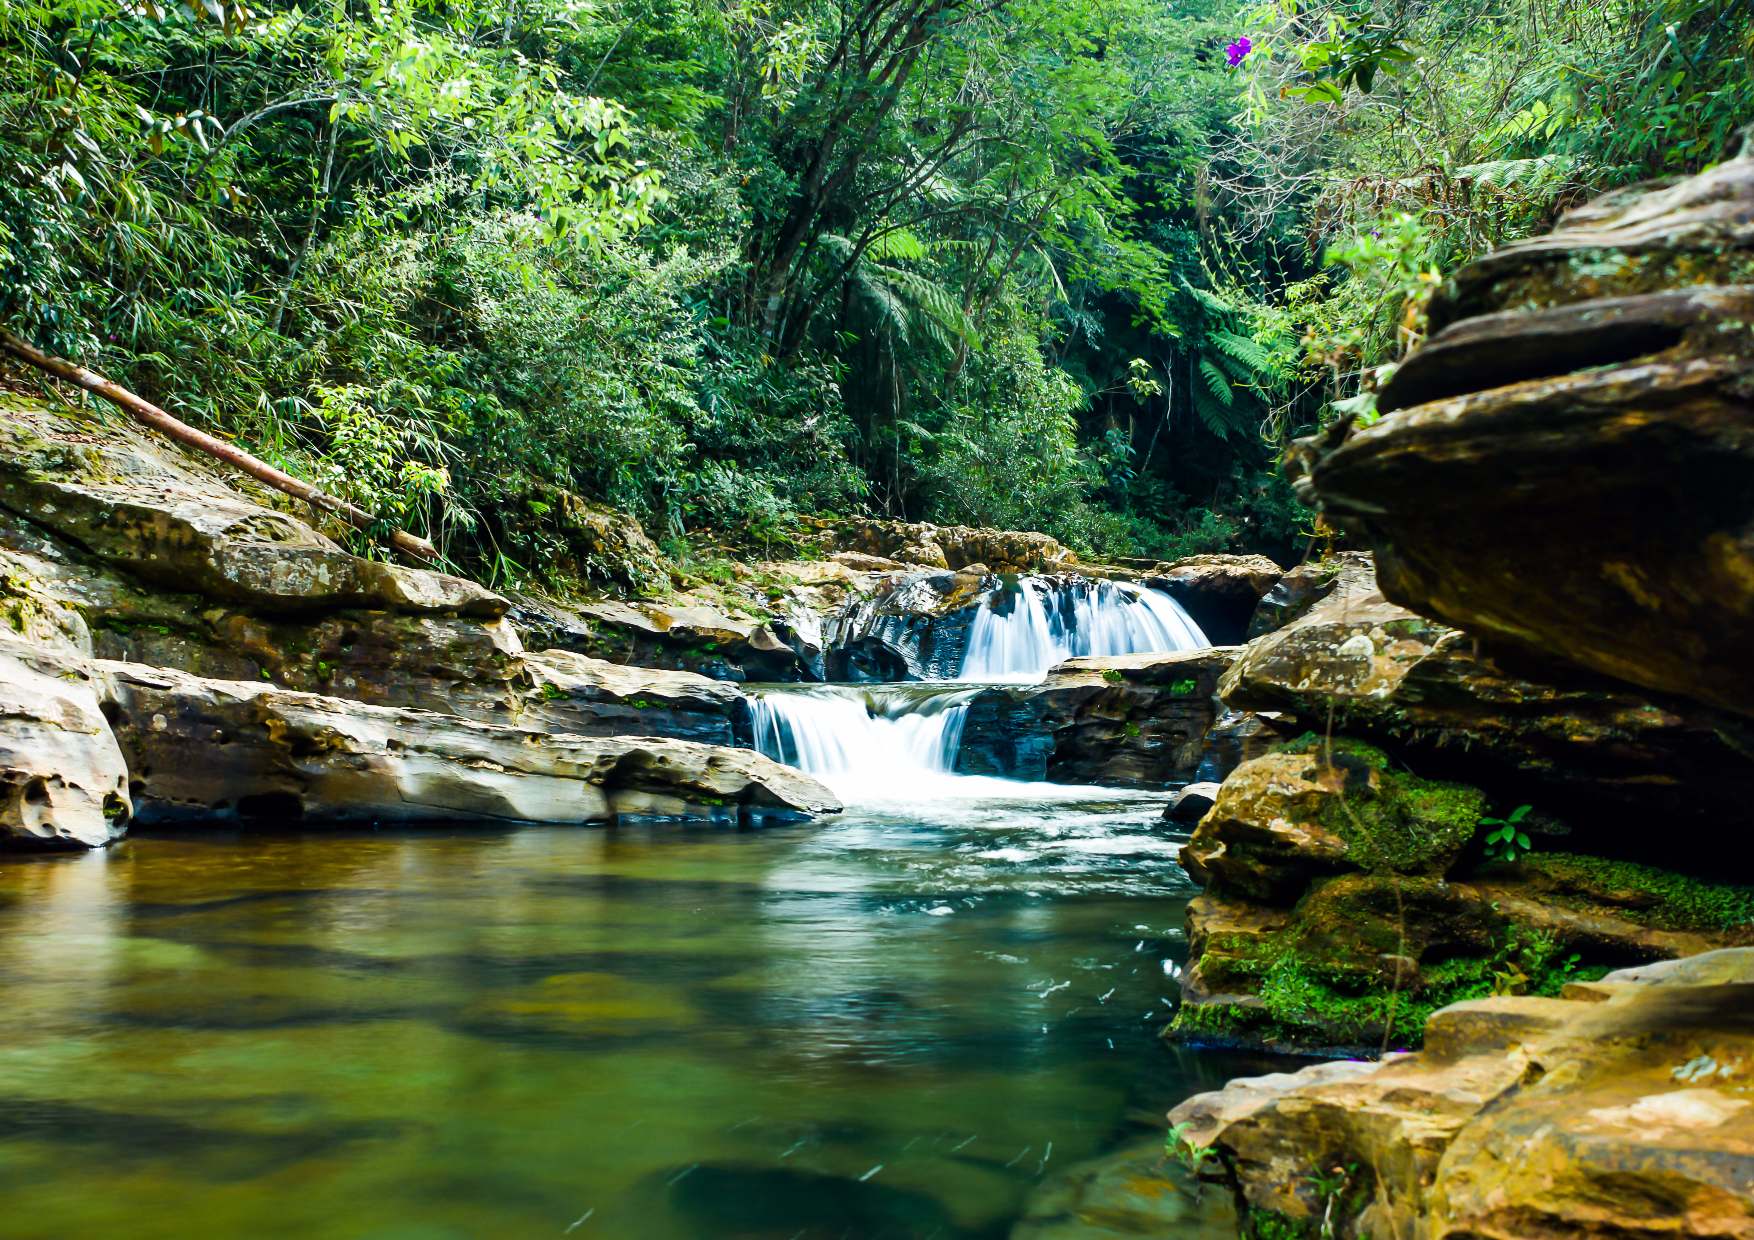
[1198, 357, 1234, 407]
[1192, 384, 1238, 439]
[1207, 329, 1272, 373]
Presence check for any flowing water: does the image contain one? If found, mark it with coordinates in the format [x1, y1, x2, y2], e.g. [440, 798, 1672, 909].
[960, 578, 1208, 685]
[0, 577, 1251, 1238]
[0, 806, 1270, 1239]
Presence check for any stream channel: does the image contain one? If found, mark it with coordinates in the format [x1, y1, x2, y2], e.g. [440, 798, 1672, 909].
[0, 577, 1283, 1238]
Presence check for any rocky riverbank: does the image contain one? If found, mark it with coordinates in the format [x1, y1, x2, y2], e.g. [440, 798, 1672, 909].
[1163, 148, 1754, 1236]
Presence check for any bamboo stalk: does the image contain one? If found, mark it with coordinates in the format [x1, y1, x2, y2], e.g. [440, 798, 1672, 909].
[0, 327, 439, 563]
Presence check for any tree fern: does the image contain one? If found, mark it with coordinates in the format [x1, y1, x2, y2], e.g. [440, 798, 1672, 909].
[1198, 357, 1234, 406]
[1207, 329, 1272, 373]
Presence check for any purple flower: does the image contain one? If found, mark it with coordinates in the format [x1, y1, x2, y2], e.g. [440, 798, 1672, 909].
[1225, 36, 1252, 67]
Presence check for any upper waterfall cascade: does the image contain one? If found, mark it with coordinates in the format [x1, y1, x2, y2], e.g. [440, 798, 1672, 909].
[750, 574, 1211, 793]
[960, 576, 1207, 683]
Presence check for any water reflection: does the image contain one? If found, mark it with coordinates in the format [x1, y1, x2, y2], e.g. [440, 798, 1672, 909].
[0, 798, 1271, 1239]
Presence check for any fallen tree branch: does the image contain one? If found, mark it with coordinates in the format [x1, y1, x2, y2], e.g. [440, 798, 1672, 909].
[0, 327, 439, 563]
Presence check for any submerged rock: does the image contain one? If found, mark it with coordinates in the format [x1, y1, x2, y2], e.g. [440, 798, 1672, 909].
[1012, 1135, 1238, 1239]
[102, 661, 839, 827]
[1170, 946, 1754, 1239]
[0, 640, 129, 849]
[1296, 152, 1754, 718]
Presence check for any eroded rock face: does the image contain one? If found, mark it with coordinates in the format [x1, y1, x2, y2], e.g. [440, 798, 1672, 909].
[1148, 554, 1283, 645]
[101, 662, 839, 827]
[0, 640, 130, 849]
[1298, 153, 1754, 718]
[1170, 946, 1754, 1239]
[957, 648, 1238, 787]
[1220, 554, 1754, 835]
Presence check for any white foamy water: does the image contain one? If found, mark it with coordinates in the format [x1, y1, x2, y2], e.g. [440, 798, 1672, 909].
[960, 577, 1206, 683]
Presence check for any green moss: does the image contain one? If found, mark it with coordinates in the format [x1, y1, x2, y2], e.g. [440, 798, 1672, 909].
[1169, 677, 1198, 696]
[1101, 667, 1125, 683]
[1182, 918, 1590, 1052]
[1123, 721, 1142, 738]
[1270, 733, 1391, 770]
[1245, 1209, 1316, 1240]
[1518, 853, 1754, 932]
[1275, 735, 1486, 876]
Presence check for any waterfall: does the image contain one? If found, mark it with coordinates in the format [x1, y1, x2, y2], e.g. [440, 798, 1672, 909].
[749, 685, 977, 784]
[960, 577, 1207, 683]
[754, 572, 1212, 798]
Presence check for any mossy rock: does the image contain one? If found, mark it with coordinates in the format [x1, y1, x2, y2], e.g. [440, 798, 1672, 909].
[1181, 738, 1485, 902]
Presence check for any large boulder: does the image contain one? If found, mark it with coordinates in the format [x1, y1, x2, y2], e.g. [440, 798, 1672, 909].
[1220, 562, 1754, 838]
[958, 647, 1237, 786]
[1296, 153, 1754, 718]
[0, 402, 504, 617]
[100, 662, 839, 827]
[1170, 947, 1754, 1239]
[0, 640, 129, 849]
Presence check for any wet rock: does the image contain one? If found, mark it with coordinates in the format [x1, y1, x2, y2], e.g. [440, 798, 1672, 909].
[958, 648, 1237, 787]
[0, 639, 129, 849]
[1165, 782, 1221, 826]
[1244, 551, 1373, 639]
[101, 661, 839, 828]
[1148, 554, 1283, 645]
[1191, 709, 1280, 784]
[1220, 560, 1754, 835]
[1170, 946, 1754, 1240]
[1296, 153, 1754, 718]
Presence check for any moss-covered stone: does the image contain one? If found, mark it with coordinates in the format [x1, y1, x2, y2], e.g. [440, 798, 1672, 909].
[1181, 738, 1484, 903]
[1511, 852, 1754, 934]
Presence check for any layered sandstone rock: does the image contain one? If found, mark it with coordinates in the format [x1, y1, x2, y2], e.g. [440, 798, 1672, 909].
[0, 639, 129, 849]
[1296, 152, 1754, 718]
[1170, 947, 1754, 1239]
[1220, 557, 1754, 833]
[0, 396, 839, 848]
[102, 661, 838, 827]
[958, 647, 1238, 786]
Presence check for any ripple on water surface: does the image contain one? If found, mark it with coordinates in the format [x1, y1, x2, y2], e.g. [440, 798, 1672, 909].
[0, 794, 1274, 1239]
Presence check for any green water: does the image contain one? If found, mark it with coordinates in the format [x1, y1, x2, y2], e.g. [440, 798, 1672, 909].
[0, 789, 1271, 1239]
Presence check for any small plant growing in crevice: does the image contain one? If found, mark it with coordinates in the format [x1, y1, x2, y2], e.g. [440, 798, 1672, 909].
[1304, 1161, 1359, 1239]
[1480, 803, 1534, 863]
[1165, 1121, 1219, 1199]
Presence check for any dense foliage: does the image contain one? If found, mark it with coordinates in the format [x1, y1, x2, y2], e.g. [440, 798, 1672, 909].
[2, 0, 1749, 585]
